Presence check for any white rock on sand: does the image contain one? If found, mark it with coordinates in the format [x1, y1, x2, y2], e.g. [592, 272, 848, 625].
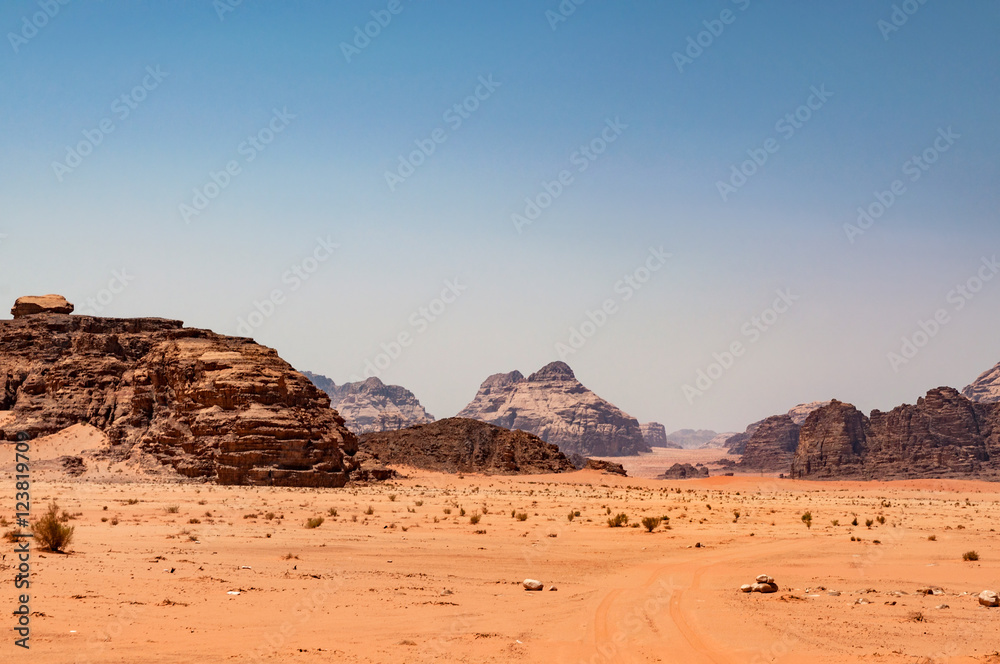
[523, 579, 543, 591]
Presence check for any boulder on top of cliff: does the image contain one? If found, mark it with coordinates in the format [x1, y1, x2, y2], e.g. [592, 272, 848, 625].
[11, 294, 74, 318]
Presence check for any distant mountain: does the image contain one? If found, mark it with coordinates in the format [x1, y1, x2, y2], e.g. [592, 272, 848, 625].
[724, 402, 831, 455]
[963, 361, 1000, 403]
[641, 422, 680, 448]
[456, 361, 650, 457]
[303, 372, 434, 434]
[664, 429, 719, 449]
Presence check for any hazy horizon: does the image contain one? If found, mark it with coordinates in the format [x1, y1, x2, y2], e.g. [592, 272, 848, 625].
[3, 1, 998, 432]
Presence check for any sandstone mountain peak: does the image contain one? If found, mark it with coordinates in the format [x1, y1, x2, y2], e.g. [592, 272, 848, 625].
[962, 361, 1000, 403]
[11, 294, 74, 317]
[304, 372, 434, 434]
[527, 361, 575, 381]
[457, 362, 648, 456]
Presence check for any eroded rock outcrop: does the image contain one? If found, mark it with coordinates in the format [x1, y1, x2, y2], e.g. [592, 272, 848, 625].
[11, 294, 74, 317]
[791, 388, 1000, 480]
[640, 422, 673, 448]
[357, 417, 577, 475]
[456, 361, 649, 457]
[738, 415, 801, 471]
[304, 372, 434, 433]
[0, 311, 356, 486]
[657, 463, 708, 479]
[726, 402, 830, 455]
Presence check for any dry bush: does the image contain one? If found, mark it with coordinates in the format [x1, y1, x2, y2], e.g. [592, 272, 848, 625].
[305, 517, 324, 529]
[469, 513, 481, 525]
[963, 550, 979, 561]
[607, 513, 628, 528]
[32, 501, 74, 552]
[641, 516, 662, 532]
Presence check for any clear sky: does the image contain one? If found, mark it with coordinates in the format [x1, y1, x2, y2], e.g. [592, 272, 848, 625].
[2, 1, 998, 433]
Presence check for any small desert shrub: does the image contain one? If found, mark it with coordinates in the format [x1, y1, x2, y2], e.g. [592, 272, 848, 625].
[364, 506, 374, 515]
[327, 508, 338, 517]
[443, 508, 452, 515]
[877, 515, 886, 525]
[567, 511, 576, 522]
[851, 517, 859, 526]
[388, 494, 397, 502]
[865, 519, 874, 528]
[305, 517, 325, 529]
[801, 512, 812, 529]
[831, 519, 840, 526]
[459, 507, 466, 517]
[188, 518, 201, 524]
[469, 513, 481, 525]
[111, 518, 119, 526]
[127, 499, 139, 505]
[33, 501, 74, 553]
[265, 512, 276, 520]
[607, 513, 628, 528]
[101, 517, 108, 523]
[3, 529, 26, 543]
[197, 499, 207, 505]
[927, 534, 937, 541]
[243, 513, 258, 519]
[963, 550, 979, 561]
[351, 515, 358, 522]
[907, 611, 925, 622]
[641, 516, 662, 533]
[414, 501, 424, 507]
[515, 512, 528, 522]
[283, 552, 299, 560]
[165, 505, 179, 514]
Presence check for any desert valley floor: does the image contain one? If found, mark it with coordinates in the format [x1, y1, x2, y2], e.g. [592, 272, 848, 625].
[3, 455, 999, 663]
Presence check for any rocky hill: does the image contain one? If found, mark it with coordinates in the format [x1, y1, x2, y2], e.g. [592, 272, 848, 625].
[456, 361, 649, 456]
[737, 415, 801, 471]
[304, 372, 434, 433]
[664, 428, 718, 449]
[357, 417, 577, 475]
[640, 422, 676, 448]
[963, 361, 1000, 403]
[0, 296, 357, 486]
[791, 388, 1000, 480]
[725, 402, 831, 455]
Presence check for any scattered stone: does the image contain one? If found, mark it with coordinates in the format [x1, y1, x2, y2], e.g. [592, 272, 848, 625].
[548, 586, 558, 592]
[440, 589, 453, 596]
[827, 590, 841, 596]
[756, 574, 775, 584]
[740, 584, 753, 593]
[979, 590, 999, 607]
[855, 598, 869, 605]
[936, 604, 950, 609]
[523, 579, 543, 591]
[751, 582, 778, 594]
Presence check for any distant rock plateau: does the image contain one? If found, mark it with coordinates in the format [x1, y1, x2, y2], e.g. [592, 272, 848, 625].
[304, 372, 434, 433]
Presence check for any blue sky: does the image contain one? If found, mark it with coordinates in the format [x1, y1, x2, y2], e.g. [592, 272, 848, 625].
[2, 1, 998, 432]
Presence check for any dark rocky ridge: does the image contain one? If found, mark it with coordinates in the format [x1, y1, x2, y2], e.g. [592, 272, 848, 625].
[0, 312, 357, 486]
[792, 388, 1000, 480]
[738, 415, 801, 471]
[457, 361, 649, 457]
[357, 417, 577, 475]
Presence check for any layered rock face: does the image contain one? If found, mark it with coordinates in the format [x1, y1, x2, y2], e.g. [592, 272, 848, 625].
[791, 388, 1000, 480]
[726, 402, 830, 454]
[304, 372, 434, 433]
[738, 415, 801, 471]
[0, 312, 357, 486]
[456, 361, 649, 456]
[963, 362, 1000, 403]
[357, 417, 577, 475]
[640, 422, 672, 448]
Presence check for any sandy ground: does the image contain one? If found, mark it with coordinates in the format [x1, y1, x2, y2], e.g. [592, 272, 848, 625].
[2, 463, 999, 664]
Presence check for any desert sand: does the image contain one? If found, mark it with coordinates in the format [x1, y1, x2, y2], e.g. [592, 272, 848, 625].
[3, 462, 999, 663]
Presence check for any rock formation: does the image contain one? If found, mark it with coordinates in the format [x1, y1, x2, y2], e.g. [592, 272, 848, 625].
[456, 361, 649, 456]
[791, 388, 1000, 480]
[786, 401, 833, 425]
[725, 402, 830, 454]
[357, 417, 577, 475]
[657, 463, 708, 479]
[11, 294, 74, 317]
[963, 361, 1000, 403]
[738, 415, 801, 471]
[640, 422, 674, 448]
[304, 372, 434, 433]
[0, 305, 357, 486]
[664, 428, 718, 449]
